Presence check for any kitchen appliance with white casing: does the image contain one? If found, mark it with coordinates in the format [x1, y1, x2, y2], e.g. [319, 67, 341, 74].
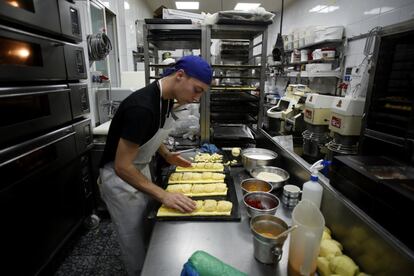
[267, 84, 310, 135]
[326, 96, 365, 160]
[302, 93, 337, 161]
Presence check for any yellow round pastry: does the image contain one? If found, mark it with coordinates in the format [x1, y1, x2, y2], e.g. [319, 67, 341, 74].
[212, 173, 225, 180]
[231, 147, 241, 157]
[191, 185, 204, 194]
[217, 200, 232, 212]
[215, 183, 227, 192]
[192, 173, 202, 180]
[201, 200, 217, 212]
[181, 184, 192, 193]
[202, 172, 213, 180]
[203, 184, 216, 193]
[195, 200, 203, 211]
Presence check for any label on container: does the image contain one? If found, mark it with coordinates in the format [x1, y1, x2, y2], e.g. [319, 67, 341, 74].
[331, 116, 341, 128]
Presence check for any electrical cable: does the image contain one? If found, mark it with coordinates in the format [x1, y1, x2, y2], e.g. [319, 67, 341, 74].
[87, 32, 113, 61]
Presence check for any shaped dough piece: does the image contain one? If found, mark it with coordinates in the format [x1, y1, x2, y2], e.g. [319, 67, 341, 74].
[212, 173, 225, 180]
[195, 163, 205, 169]
[157, 200, 232, 217]
[194, 200, 204, 211]
[166, 185, 181, 193]
[166, 184, 192, 193]
[202, 200, 217, 212]
[180, 184, 192, 194]
[202, 172, 213, 180]
[192, 173, 202, 180]
[170, 173, 181, 181]
[182, 172, 193, 181]
[215, 183, 227, 192]
[191, 185, 205, 194]
[213, 163, 224, 170]
[203, 184, 216, 193]
[217, 200, 233, 212]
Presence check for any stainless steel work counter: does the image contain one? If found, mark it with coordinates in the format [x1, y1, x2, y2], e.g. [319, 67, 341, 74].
[141, 168, 293, 275]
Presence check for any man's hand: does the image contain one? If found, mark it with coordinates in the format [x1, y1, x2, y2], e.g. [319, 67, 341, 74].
[165, 152, 192, 167]
[161, 192, 196, 213]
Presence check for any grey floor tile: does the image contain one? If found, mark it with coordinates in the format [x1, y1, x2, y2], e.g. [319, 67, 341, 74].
[54, 255, 98, 276]
[92, 255, 127, 276]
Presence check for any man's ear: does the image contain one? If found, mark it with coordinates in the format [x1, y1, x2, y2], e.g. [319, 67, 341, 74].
[175, 69, 185, 80]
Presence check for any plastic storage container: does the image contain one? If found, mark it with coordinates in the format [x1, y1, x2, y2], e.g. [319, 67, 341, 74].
[288, 199, 325, 276]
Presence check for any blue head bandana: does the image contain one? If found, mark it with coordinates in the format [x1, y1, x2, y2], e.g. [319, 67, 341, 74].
[162, 55, 212, 85]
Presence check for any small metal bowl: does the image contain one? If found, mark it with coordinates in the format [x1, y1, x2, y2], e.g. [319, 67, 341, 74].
[250, 166, 290, 189]
[241, 178, 273, 196]
[243, 192, 280, 217]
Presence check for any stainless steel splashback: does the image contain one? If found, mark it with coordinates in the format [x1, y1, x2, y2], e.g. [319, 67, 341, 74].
[256, 129, 414, 275]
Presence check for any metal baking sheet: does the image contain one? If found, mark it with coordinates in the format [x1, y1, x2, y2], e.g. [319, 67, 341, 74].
[153, 169, 241, 221]
[212, 124, 255, 140]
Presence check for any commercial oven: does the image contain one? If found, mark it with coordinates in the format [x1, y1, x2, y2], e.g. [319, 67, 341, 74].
[0, 0, 82, 42]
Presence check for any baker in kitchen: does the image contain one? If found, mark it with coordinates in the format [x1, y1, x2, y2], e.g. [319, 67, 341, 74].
[99, 55, 212, 275]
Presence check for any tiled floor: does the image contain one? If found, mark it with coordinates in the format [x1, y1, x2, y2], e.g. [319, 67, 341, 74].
[54, 218, 127, 276]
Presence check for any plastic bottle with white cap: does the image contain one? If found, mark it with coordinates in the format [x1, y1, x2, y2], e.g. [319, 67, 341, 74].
[301, 159, 328, 209]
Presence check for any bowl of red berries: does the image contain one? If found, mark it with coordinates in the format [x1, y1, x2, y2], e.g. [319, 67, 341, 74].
[243, 192, 280, 217]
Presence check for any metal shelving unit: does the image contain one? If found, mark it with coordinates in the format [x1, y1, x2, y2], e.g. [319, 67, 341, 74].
[205, 24, 268, 143]
[143, 23, 207, 147]
[143, 23, 268, 144]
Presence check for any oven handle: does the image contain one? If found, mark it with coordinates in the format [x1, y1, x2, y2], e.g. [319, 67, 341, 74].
[0, 132, 75, 168]
[0, 88, 70, 98]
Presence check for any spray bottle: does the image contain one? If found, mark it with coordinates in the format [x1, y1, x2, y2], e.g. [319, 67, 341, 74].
[301, 159, 329, 209]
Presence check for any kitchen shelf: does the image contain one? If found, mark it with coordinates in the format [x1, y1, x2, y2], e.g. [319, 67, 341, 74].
[212, 64, 262, 69]
[210, 86, 258, 91]
[284, 38, 344, 52]
[284, 71, 341, 78]
[269, 59, 338, 68]
[213, 76, 261, 80]
[300, 71, 341, 78]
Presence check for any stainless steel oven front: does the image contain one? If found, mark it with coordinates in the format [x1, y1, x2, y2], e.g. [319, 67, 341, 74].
[0, 24, 86, 82]
[0, 0, 82, 42]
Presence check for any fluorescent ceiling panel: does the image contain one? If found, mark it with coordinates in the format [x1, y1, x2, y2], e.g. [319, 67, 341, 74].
[176, 1, 199, 10]
[234, 3, 261, 11]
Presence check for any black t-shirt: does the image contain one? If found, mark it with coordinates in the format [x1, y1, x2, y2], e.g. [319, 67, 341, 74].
[99, 81, 173, 167]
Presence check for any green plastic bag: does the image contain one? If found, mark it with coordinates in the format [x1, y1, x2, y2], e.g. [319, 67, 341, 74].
[189, 250, 247, 276]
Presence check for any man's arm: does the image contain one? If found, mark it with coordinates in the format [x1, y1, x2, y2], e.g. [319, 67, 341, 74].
[158, 144, 191, 167]
[114, 138, 195, 212]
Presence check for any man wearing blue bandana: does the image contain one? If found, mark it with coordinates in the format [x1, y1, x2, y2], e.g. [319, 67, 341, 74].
[99, 55, 212, 275]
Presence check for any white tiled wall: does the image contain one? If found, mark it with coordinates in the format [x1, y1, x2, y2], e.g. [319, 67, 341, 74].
[268, 0, 414, 68]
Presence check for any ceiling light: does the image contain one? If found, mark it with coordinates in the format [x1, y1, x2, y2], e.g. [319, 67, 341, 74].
[319, 6, 339, 13]
[124, 1, 130, 10]
[234, 3, 261, 11]
[309, 5, 327, 13]
[176, 1, 199, 10]
[309, 5, 339, 13]
[364, 6, 393, 15]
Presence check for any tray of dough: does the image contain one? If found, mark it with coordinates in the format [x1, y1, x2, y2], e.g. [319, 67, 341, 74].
[168, 172, 226, 184]
[175, 162, 225, 172]
[154, 170, 240, 221]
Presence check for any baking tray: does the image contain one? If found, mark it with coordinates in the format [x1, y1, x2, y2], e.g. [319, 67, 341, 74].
[212, 124, 255, 140]
[152, 169, 241, 221]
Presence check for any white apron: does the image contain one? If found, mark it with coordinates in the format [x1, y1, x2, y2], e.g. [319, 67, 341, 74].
[99, 82, 174, 276]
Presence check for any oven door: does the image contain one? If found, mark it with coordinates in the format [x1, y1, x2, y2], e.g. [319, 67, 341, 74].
[0, 25, 67, 81]
[0, 84, 72, 148]
[58, 0, 82, 42]
[0, 125, 86, 275]
[69, 83, 90, 119]
[64, 43, 87, 80]
[0, 0, 82, 42]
